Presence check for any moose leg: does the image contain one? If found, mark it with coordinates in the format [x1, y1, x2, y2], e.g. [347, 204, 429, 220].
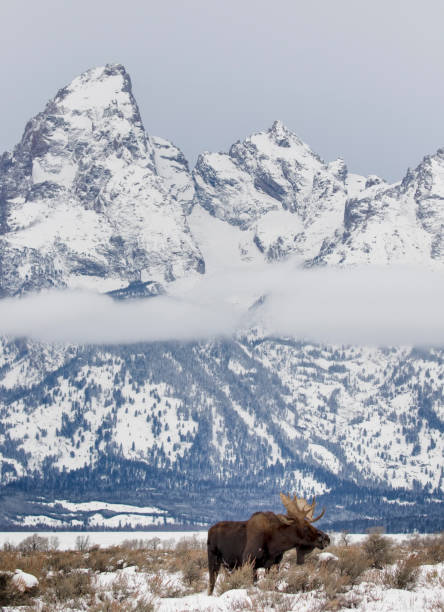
[264, 552, 283, 572]
[242, 537, 265, 585]
[296, 545, 314, 565]
[251, 560, 259, 584]
[207, 550, 221, 595]
[296, 549, 306, 564]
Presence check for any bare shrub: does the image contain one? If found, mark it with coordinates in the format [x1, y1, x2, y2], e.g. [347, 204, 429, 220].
[257, 565, 281, 591]
[337, 545, 371, 583]
[121, 538, 150, 550]
[216, 562, 255, 595]
[18, 534, 51, 553]
[363, 531, 393, 568]
[89, 602, 130, 612]
[339, 531, 351, 547]
[251, 590, 293, 612]
[46, 570, 92, 602]
[0, 550, 20, 573]
[1, 551, 47, 585]
[181, 551, 206, 591]
[88, 548, 116, 573]
[0, 571, 38, 607]
[146, 573, 184, 598]
[281, 564, 313, 593]
[46, 550, 85, 572]
[175, 535, 206, 552]
[131, 597, 156, 612]
[382, 555, 420, 590]
[429, 598, 444, 611]
[281, 563, 349, 602]
[49, 536, 60, 551]
[328, 590, 364, 611]
[168, 546, 205, 571]
[318, 567, 350, 601]
[415, 532, 444, 564]
[110, 574, 132, 602]
[424, 567, 444, 589]
[76, 534, 91, 551]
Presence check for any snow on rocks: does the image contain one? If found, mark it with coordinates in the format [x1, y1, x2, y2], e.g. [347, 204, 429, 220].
[10, 569, 39, 592]
[193, 119, 350, 262]
[318, 551, 339, 562]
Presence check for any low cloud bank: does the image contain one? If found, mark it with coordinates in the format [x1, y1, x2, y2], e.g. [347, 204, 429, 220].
[1, 264, 444, 346]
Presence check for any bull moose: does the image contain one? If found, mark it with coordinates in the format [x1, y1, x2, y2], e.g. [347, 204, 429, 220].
[207, 493, 330, 595]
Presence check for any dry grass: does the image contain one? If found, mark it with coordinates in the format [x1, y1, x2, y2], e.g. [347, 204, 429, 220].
[381, 555, 421, 590]
[362, 531, 394, 568]
[408, 532, 444, 564]
[336, 544, 372, 583]
[1, 531, 443, 609]
[251, 589, 295, 612]
[0, 571, 39, 607]
[216, 561, 255, 595]
[45, 569, 93, 603]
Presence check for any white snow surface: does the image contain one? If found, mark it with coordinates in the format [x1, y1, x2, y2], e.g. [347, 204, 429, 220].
[47, 500, 167, 514]
[10, 569, 39, 592]
[0, 531, 418, 551]
[0, 531, 207, 550]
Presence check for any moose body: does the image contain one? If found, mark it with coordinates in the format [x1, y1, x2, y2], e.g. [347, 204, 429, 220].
[207, 506, 330, 594]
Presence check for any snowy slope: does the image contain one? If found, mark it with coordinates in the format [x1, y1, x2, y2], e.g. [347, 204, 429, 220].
[0, 334, 442, 530]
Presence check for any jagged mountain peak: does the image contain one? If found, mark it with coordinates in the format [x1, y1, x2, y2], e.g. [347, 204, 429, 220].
[328, 158, 348, 183]
[193, 121, 350, 262]
[3, 62, 152, 203]
[228, 120, 323, 167]
[311, 142, 444, 267]
[267, 119, 307, 149]
[0, 64, 204, 295]
[55, 63, 132, 105]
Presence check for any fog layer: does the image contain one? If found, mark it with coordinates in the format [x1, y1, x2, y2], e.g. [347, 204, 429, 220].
[1, 264, 443, 346]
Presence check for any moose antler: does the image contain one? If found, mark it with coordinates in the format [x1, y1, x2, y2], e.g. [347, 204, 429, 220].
[280, 493, 325, 523]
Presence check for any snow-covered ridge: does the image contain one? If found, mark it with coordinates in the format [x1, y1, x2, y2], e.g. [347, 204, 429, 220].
[2, 63, 444, 299]
[0, 64, 204, 296]
[192, 119, 444, 270]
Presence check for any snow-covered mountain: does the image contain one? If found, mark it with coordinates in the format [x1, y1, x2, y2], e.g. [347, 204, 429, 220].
[0, 64, 203, 297]
[313, 149, 444, 267]
[193, 121, 444, 270]
[0, 64, 443, 532]
[193, 120, 351, 262]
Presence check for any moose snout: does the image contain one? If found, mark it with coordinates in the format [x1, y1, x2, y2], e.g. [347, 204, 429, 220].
[318, 533, 330, 549]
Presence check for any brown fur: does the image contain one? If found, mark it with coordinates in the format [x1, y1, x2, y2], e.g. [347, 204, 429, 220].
[207, 510, 330, 594]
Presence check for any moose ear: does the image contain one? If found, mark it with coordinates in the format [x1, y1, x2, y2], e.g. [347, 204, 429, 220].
[276, 513, 293, 525]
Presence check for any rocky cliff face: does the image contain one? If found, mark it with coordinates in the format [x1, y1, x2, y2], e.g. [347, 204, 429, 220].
[193, 120, 444, 271]
[0, 65, 443, 531]
[0, 64, 204, 297]
[193, 120, 351, 262]
[312, 149, 444, 267]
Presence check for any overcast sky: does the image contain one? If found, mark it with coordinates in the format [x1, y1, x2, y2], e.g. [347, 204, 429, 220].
[2, 0, 444, 181]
